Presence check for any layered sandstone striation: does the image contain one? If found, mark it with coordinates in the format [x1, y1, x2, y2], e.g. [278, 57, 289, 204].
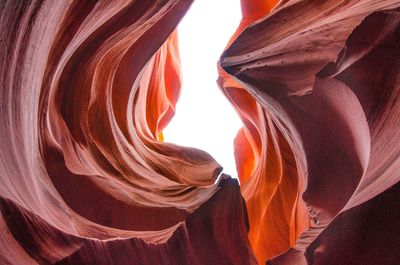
[1, 0, 399, 264]
[221, 0, 400, 264]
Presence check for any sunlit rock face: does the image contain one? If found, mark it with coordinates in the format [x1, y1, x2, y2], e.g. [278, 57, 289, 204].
[221, 0, 400, 264]
[0, 1, 253, 264]
[0, 0, 399, 265]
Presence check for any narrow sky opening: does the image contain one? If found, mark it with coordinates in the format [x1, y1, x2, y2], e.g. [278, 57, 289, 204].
[163, 1, 243, 178]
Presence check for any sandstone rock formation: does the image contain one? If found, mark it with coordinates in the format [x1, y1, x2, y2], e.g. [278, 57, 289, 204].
[1, 0, 399, 264]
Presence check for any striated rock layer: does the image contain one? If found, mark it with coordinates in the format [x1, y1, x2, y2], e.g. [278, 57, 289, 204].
[0, 0, 254, 264]
[1, 0, 400, 264]
[221, 0, 400, 264]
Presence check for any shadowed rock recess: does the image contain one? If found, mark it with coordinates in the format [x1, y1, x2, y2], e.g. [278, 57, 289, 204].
[0, 0, 399, 264]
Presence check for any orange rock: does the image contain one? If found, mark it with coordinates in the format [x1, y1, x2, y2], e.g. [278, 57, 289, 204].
[1, 0, 400, 264]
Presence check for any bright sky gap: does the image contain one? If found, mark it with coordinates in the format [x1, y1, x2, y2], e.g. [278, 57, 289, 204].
[163, 1, 243, 178]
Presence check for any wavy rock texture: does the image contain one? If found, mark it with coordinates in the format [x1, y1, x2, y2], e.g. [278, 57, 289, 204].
[1, 0, 400, 265]
[218, 1, 310, 263]
[0, 0, 254, 264]
[221, 0, 400, 264]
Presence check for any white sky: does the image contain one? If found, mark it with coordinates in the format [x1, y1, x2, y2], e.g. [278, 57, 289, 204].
[163, 1, 243, 178]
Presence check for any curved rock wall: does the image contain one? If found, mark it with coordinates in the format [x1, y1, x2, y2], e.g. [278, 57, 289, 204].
[1, 0, 400, 264]
[0, 1, 254, 264]
[221, 0, 400, 264]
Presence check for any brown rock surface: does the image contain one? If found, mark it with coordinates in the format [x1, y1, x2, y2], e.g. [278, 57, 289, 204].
[1, 0, 400, 264]
[0, 0, 253, 263]
[221, 0, 400, 264]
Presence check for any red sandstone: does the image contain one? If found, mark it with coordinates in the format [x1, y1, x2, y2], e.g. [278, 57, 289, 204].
[0, 1, 399, 264]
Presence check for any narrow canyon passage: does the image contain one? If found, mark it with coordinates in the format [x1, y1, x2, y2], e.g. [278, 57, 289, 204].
[0, 1, 400, 265]
[163, 0, 242, 179]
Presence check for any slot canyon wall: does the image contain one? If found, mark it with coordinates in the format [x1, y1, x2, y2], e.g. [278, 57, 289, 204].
[0, 0, 399, 264]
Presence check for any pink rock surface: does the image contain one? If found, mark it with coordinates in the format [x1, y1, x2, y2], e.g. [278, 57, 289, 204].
[1, 0, 400, 264]
[0, 1, 253, 264]
[222, 1, 400, 264]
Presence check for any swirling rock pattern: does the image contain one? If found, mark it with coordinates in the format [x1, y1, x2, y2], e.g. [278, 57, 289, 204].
[1, 0, 400, 265]
[0, 0, 253, 264]
[221, 0, 400, 264]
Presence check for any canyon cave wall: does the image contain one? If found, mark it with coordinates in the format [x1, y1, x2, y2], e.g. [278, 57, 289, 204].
[0, 0, 400, 264]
